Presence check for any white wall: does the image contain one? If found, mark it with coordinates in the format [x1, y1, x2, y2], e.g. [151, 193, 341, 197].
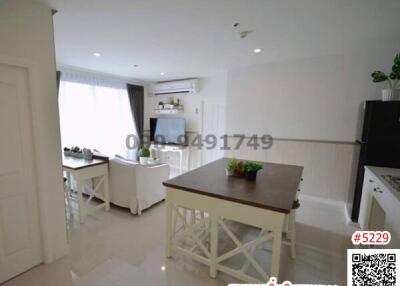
[226, 43, 400, 142]
[0, 0, 68, 262]
[225, 138, 359, 203]
[224, 43, 400, 203]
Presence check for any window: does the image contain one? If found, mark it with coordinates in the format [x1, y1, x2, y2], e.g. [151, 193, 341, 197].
[58, 71, 136, 159]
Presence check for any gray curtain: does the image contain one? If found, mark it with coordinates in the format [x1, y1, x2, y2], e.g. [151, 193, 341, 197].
[56, 70, 61, 96]
[127, 84, 144, 151]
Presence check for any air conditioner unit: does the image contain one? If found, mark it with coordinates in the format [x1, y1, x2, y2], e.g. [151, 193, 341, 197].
[153, 79, 199, 95]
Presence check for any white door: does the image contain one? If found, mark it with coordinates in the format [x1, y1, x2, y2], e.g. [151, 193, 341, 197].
[201, 99, 226, 165]
[0, 64, 42, 283]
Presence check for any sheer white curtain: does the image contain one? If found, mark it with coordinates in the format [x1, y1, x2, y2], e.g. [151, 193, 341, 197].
[58, 70, 137, 159]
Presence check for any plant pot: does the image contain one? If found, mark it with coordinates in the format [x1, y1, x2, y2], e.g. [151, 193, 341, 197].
[245, 171, 258, 181]
[82, 154, 93, 160]
[381, 89, 399, 101]
[395, 89, 400, 100]
[139, 157, 149, 165]
[72, 152, 82, 158]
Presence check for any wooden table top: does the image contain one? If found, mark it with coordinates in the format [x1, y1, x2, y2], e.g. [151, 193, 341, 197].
[62, 155, 108, 170]
[163, 158, 303, 214]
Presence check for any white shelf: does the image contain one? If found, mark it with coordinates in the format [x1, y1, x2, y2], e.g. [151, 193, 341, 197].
[154, 108, 184, 114]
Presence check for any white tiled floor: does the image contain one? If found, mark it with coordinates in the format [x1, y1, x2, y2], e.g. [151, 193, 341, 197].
[4, 197, 357, 286]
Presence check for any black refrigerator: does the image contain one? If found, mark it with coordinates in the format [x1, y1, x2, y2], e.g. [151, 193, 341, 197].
[347, 100, 400, 222]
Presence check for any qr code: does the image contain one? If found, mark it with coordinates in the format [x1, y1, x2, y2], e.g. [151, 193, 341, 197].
[348, 249, 400, 286]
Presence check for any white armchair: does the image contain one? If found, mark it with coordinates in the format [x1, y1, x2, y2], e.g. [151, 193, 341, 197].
[108, 158, 169, 215]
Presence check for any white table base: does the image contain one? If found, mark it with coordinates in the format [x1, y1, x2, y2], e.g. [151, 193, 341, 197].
[165, 187, 285, 283]
[64, 163, 110, 223]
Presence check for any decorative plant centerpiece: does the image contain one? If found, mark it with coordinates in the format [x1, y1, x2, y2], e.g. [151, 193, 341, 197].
[63, 147, 72, 156]
[70, 146, 82, 157]
[226, 159, 263, 181]
[226, 159, 238, 176]
[82, 148, 93, 160]
[242, 161, 263, 181]
[158, 101, 164, 109]
[226, 159, 245, 177]
[371, 53, 400, 101]
[139, 147, 151, 164]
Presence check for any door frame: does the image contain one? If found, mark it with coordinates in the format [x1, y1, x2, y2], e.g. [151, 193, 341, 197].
[0, 55, 69, 264]
[200, 98, 226, 166]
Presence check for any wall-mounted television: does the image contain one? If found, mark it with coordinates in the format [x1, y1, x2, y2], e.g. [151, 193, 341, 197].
[150, 117, 187, 145]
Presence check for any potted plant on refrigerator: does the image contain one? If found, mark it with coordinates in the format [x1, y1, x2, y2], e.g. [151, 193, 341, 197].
[371, 53, 400, 101]
[139, 147, 151, 165]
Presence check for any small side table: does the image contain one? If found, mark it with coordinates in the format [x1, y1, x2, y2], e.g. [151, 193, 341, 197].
[63, 156, 110, 223]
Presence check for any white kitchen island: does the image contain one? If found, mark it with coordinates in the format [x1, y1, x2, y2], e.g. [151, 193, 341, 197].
[359, 166, 400, 248]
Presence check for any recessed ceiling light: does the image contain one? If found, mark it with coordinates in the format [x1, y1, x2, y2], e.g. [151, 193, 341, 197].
[253, 48, 262, 53]
[93, 52, 101, 57]
[160, 72, 165, 75]
[161, 266, 166, 271]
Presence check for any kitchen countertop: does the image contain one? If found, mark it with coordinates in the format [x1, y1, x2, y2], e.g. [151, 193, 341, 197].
[366, 166, 400, 202]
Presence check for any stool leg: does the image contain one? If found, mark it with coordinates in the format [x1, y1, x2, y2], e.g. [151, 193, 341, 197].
[104, 173, 110, 211]
[166, 201, 173, 258]
[190, 209, 196, 225]
[209, 215, 218, 278]
[183, 208, 187, 226]
[288, 211, 296, 259]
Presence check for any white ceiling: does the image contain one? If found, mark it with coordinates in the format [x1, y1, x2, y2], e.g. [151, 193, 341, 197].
[40, 0, 400, 81]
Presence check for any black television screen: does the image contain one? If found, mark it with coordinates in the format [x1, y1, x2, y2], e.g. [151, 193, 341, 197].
[151, 117, 186, 145]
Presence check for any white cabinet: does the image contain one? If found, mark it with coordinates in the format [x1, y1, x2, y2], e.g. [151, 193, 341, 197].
[359, 166, 400, 246]
[149, 144, 190, 174]
[359, 169, 374, 230]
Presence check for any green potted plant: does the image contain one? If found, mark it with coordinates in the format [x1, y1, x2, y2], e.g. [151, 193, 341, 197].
[226, 158, 238, 176]
[158, 101, 164, 109]
[139, 147, 151, 164]
[235, 161, 245, 177]
[371, 53, 400, 101]
[242, 161, 263, 181]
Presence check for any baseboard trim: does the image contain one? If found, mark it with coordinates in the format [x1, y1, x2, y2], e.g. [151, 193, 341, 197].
[299, 193, 361, 230]
[43, 242, 70, 264]
[344, 204, 360, 228]
[298, 194, 345, 208]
